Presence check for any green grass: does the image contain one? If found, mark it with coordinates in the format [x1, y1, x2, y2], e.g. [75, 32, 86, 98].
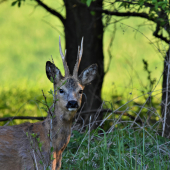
[0, 85, 54, 125]
[62, 124, 170, 170]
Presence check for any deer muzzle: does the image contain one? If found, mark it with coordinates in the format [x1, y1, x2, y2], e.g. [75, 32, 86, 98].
[66, 100, 79, 111]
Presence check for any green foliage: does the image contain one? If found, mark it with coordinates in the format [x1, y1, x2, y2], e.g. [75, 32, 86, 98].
[11, 0, 25, 7]
[117, 0, 170, 27]
[0, 86, 53, 125]
[90, 11, 95, 16]
[62, 126, 170, 169]
[38, 141, 43, 151]
[39, 160, 43, 165]
[111, 60, 160, 124]
[118, 0, 170, 13]
[50, 77, 54, 83]
[86, 0, 93, 7]
[81, 0, 93, 7]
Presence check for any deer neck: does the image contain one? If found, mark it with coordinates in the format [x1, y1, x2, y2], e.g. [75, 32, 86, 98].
[44, 102, 75, 151]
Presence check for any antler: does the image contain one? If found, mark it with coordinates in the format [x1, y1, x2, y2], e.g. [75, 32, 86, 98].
[59, 36, 70, 77]
[73, 37, 84, 78]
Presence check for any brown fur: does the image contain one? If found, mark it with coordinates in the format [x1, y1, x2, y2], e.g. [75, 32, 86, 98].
[0, 37, 98, 169]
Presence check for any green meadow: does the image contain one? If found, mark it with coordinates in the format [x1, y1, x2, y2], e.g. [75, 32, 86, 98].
[0, 1, 166, 122]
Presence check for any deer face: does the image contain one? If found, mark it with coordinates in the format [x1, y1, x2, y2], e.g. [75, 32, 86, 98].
[58, 78, 84, 112]
[46, 61, 97, 121]
[46, 37, 97, 121]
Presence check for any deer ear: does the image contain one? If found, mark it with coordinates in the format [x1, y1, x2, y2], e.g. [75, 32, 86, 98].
[46, 61, 63, 83]
[78, 64, 98, 85]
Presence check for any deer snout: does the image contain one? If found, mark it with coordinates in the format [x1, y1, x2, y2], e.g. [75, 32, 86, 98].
[66, 100, 79, 111]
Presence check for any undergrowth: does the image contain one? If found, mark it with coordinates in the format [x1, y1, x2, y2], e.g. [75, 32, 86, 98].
[0, 86, 52, 126]
[62, 125, 170, 170]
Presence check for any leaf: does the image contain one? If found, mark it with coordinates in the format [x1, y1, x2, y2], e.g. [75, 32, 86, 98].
[11, 1, 17, 6]
[149, 13, 155, 19]
[25, 132, 29, 137]
[51, 154, 55, 161]
[41, 100, 46, 104]
[47, 102, 52, 107]
[18, 1, 21, 7]
[139, 0, 144, 7]
[162, 4, 167, 10]
[80, 0, 86, 4]
[119, 2, 125, 8]
[50, 77, 54, 83]
[90, 11, 95, 16]
[62, 80, 67, 85]
[38, 142, 42, 151]
[86, 0, 92, 7]
[31, 133, 36, 138]
[39, 160, 43, 165]
[157, 1, 166, 6]
[36, 137, 40, 142]
[51, 107, 55, 112]
[48, 89, 53, 95]
[50, 147, 54, 152]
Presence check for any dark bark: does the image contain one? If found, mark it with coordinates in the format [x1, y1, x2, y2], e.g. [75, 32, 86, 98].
[64, 0, 104, 128]
[162, 48, 170, 137]
[159, 11, 170, 137]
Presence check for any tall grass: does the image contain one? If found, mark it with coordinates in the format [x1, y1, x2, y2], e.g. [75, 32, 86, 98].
[62, 122, 170, 170]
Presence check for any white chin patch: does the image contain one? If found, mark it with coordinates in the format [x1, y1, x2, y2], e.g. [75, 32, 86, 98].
[68, 108, 77, 111]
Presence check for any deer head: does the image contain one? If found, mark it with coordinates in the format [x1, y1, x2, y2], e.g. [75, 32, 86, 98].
[46, 37, 98, 121]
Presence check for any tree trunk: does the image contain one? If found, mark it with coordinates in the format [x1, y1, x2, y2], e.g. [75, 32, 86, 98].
[64, 0, 104, 128]
[162, 47, 170, 137]
[160, 9, 170, 137]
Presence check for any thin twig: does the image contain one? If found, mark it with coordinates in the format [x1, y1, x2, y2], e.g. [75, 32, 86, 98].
[35, 0, 65, 26]
[88, 116, 91, 158]
[0, 109, 138, 122]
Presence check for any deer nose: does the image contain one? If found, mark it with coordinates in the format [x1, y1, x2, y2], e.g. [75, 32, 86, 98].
[66, 100, 79, 109]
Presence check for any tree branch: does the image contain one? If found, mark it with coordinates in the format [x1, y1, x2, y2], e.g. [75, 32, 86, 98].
[91, 8, 170, 44]
[115, 0, 154, 8]
[153, 25, 169, 44]
[91, 8, 155, 22]
[0, 116, 45, 121]
[35, 0, 65, 26]
[0, 109, 142, 123]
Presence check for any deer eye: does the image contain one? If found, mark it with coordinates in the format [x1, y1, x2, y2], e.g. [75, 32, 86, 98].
[79, 90, 83, 94]
[59, 89, 64, 94]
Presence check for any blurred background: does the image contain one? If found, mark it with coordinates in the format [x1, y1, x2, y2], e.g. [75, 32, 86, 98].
[0, 0, 167, 128]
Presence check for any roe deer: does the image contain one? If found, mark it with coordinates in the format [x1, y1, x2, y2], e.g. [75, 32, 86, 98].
[0, 37, 98, 170]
